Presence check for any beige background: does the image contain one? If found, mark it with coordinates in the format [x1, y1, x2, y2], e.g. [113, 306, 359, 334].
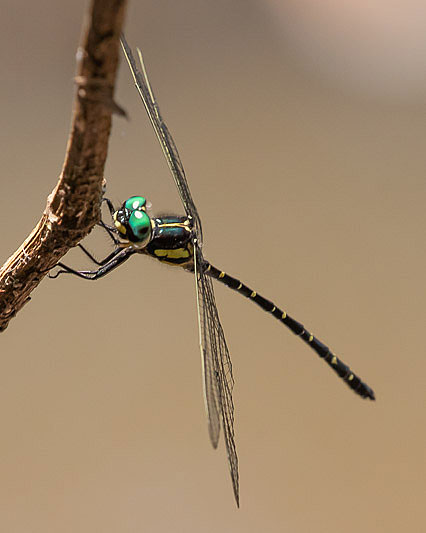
[1, 1, 426, 531]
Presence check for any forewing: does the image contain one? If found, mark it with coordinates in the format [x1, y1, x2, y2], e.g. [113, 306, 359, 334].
[194, 248, 240, 506]
[120, 35, 203, 244]
[121, 34, 238, 504]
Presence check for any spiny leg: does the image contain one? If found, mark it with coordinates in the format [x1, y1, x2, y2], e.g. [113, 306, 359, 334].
[49, 247, 136, 280]
[99, 197, 120, 243]
[204, 262, 375, 400]
[76, 200, 121, 265]
[102, 196, 116, 218]
[99, 220, 120, 244]
[49, 195, 130, 279]
[77, 244, 123, 266]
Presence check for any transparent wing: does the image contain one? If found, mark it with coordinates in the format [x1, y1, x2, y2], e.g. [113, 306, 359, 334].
[122, 34, 238, 504]
[120, 35, 203, 245]
[194, 246, 239, 506]
[194, 253, 221, 449]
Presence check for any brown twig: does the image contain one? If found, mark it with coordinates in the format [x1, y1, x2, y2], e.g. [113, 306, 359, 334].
[0, 0, 128, 331]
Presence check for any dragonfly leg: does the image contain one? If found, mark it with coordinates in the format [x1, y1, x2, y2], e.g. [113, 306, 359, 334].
[99, 197, 120, 244]
[49, 247, 136, 280]
[98, 219, 120, 245]
[75, 219, 120, 266]
[102, 196, 116, 218]
[77, 244, 124, 266]
[49, 197, 123, 275]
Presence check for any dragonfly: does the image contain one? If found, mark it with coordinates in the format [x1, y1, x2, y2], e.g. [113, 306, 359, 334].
[50, 35, 375, 506]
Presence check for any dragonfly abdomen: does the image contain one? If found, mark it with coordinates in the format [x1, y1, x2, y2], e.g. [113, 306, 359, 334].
[205, 262, 375, 400]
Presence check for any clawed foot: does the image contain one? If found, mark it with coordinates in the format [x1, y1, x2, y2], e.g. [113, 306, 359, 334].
[47, 266, 68, 279]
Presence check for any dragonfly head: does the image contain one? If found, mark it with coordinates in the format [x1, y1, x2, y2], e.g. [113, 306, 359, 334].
[113, 196, 152, 247]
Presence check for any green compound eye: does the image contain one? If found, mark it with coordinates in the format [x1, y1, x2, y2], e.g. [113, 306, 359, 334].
[129, 209, 151, 241]
[125, 196, 146, 212]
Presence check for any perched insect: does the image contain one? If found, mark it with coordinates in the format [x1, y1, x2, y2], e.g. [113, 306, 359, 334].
[51, 35, 375, 506]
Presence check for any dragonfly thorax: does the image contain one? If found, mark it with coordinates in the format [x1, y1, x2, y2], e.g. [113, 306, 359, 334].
[145, 215, 194, 267]
[113, 195, 152, 247]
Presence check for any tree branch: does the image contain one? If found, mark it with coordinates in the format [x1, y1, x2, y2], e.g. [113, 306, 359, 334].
[0, 0, 128, 331]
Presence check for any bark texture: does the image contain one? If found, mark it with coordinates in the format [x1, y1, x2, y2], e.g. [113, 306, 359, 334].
[0, 0, 128, 331]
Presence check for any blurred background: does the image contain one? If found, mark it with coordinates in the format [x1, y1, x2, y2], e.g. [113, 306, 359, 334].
[1, 1, 426, 531]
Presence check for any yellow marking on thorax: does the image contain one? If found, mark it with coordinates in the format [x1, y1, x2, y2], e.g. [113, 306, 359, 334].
[154, 248, 191, 259]
[113, 213, 127, 235]
[157, 221, 191, 231]
[331, 355, 337, 365]
[250, 291, 256, 298]
[282, 311, 287, 319]
[219, 272, 225, 278]
[308, 334, 314, 342]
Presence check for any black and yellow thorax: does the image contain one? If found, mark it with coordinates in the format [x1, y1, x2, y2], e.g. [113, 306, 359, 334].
[146, 215, 194, 267]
